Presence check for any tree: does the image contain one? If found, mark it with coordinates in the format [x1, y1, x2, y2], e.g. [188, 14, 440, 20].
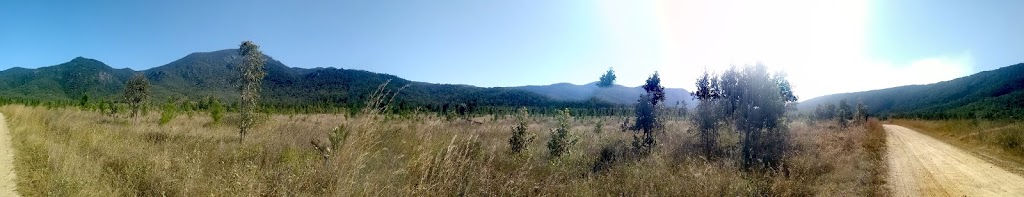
[675, 101, 688, 118]
[838, 99, 852, 119]
[691, 70, 721, 158]
[597, 67, 617, 87]
[123, 73, 150, 122]
[838, 99, 852, 128]
[733, 64, 792, 169]
[209, 98, 225, 124]
[509, 107, 535, 154]
[854, 102, 868, 125]
[238, 41, 267, 142]
[642, 72, 666, 106]
[628, 72, 665, 154]
[692, 64, 796, 169]
[79, 94, 90, 108]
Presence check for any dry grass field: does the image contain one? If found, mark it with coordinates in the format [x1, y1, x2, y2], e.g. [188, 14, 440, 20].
[0, 105, 886, 196]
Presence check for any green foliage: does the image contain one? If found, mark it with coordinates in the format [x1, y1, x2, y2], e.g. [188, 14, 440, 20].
[159, 99, 178, 126]
[596, 67, 616, 87]
[628, 72, 665, 154]
[691, 70, 722, 158]
[329, 125, 350, 151]
[124, 73, 151, 121]
[691, 65, 796, 169]
[79, 94, 89, 108]
[547, 108, 577, 158]
[0, 48, 633, 115]
[238, 41, 267, 142]
[508, 107, 535, 154]
[209, 98, 224, 124]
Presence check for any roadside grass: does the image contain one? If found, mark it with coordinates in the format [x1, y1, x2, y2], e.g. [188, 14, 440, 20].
[891, 119, 1024, 174]
[1, 104, 886, 196]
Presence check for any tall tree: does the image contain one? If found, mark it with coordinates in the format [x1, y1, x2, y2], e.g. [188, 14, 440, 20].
[691, 70, 721, 158]
[596, 67, 617, 87]
[238, 41, 267, 142]
[734, 64, 791, 169]
[123, 73, 150, 122]
[629, 72, 665, 154]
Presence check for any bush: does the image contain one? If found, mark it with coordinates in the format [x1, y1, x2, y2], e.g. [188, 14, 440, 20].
[329, 125, 350, 151]
[547, 108, 577, 158]
[591, 140, 627, 172]
[508, 107, 535, 154]
[208, 99, 224, 124]
[159, 100, 177, 126]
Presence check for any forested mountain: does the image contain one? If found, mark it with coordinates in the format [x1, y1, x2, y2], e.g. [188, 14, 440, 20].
[0, 49, 657, 112]
[800, 62, 1024, 119]
[513, 82, 696, 107]
[0, 57, 135, 101]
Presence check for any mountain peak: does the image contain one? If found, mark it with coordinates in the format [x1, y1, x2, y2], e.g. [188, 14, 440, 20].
[62, 57, 110, 69]
[70, 56, 98, 63]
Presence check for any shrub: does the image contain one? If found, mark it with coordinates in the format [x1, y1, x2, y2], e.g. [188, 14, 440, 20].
[508, 107, 534, 154]
[547, 108, 577, 158]
[329, 125, 350, 151]
[159, 99, 177, 126]
[591, 140, 627, 172]
[208, 99, 224, 124]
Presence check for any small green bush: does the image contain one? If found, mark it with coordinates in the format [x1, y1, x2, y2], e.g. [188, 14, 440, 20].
[508, 107, 534, 154]
[159, 100, 178, 126]
[547, 108, 577, 158]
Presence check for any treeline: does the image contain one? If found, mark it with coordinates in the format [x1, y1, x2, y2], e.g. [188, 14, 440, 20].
[808, 98, 870, 127]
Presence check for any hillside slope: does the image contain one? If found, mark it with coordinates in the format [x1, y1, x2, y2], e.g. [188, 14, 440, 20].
[513, 82, 695, 107]
[0, 57, 134, 101]
[800, 63, 1024, 119]
[0, 50, 623, 111]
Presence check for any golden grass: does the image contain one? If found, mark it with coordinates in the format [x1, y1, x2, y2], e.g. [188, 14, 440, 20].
[891, 119, 1024, 174]
[1, 105, 886, 196]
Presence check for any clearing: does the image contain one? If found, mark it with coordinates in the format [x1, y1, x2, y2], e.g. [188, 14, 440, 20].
[886, 124, 1024, 196]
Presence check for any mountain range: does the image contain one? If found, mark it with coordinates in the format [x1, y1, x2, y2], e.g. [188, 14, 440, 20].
[799, 62, 1024, 119]
[0, 49, 695, 111]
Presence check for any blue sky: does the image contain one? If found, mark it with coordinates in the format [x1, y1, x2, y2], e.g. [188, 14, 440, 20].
[1, 0, 1022, 100]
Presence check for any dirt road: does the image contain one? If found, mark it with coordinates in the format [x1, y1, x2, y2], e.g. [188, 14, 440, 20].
[0, 113, 18, 196]
[886, 124, 1024, 196]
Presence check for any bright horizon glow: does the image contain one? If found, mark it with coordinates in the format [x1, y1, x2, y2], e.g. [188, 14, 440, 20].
[596, 0, 976, 101]
[1, 0, 1021, 101]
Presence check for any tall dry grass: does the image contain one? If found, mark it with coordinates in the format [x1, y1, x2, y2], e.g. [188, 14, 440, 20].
[0, 105, 887, 196]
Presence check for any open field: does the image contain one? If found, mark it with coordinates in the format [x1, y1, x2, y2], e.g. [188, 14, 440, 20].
[0, 105, 886, 196]
[891, 119, 1024, 175]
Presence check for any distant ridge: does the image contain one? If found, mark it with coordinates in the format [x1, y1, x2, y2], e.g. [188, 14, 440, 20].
[800, 62, 1024, 119]
[0, 49, 695, 111]
[513, 82, 695, 107]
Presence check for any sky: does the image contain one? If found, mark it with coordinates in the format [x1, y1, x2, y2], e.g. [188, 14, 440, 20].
[1, 0, 1022, 101]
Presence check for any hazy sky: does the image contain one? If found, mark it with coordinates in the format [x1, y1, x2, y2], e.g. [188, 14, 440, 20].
[1, 0, 1022, 100]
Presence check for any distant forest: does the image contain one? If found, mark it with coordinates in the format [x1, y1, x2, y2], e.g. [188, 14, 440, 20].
[800, 62, 1024, 120]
